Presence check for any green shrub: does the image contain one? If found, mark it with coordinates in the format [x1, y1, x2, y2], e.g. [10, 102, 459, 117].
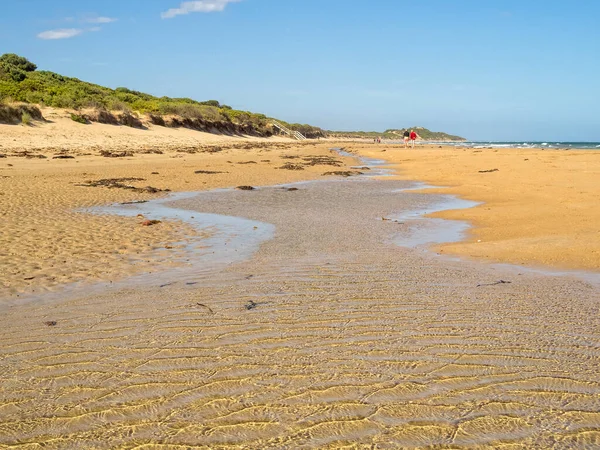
[70, 113, 88, 124]
[200, 100, 220, 107]
[0, 62, 27, 82]
[21, 112, 31, 125]
[0, 54, 37, 72]
[107, 99, 131, 112]
[0, 53, 327, 137]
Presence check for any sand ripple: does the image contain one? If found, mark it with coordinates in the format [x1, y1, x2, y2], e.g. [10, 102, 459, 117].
[1, 180, 598, 448]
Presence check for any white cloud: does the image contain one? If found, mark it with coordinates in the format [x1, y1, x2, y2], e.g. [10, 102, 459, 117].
[161, 0, 242, 19]
[36, 14, 117, 39]
[84, 16, 118, 24]
[37, 28, 83, 40]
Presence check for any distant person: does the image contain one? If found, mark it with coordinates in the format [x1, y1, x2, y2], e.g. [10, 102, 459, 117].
[403, 130, 410, 148]
[409, 129, 418, 148]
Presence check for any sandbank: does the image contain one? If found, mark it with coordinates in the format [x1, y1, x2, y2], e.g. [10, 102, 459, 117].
[348, 143, 600, 271]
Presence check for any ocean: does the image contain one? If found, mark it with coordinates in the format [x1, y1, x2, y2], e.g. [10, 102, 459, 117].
[427, 141, 600, 150]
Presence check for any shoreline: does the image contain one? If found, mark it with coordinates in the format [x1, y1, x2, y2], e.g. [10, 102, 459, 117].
[346, 143, 600, 272]
[2, 170, 598, 448]
[3, 110, 599, 297]
[0, 140, 360, 298]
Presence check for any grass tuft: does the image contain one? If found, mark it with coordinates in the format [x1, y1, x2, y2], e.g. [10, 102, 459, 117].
[70, 113, 88, 124]
[21, 112, 31, 125]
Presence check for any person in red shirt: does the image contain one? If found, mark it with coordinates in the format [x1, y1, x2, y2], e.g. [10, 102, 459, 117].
[409, 129, 419, 148]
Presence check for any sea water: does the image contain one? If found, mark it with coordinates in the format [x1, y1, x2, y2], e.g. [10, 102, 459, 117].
[415, 141, 600, 150]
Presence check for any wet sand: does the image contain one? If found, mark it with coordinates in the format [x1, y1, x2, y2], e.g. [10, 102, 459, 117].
[1, 174, 599, 448]
[347, 144, 600, 271]
[0, 141, 356, 297]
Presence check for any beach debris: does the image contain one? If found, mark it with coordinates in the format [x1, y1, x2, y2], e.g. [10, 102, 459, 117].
[151, 172, 159, 174]
[141, 219, 161, 226]
[245, 300, 258, 310]
[245, 275, 254, 280]
[121, 200, 148, 205]
[196, 303, 214, 314]
[194, 170, 226, 174]
[236, 185, 255, 190]
[75, 178, 170, 193]
[44, 321, 57, 327]
[139, 148, 164, 154]
[478, 168, 499, 173]
[302, 155, 343, 167]
[100, 150, 134, 158]
[287, 187, 299, 191]
[322, 171, 363, 177]
[0, 154, 6, 158]
[477, 280, 512, 287]
[200, 146, 223, 153]
[261, 159, 271, 162]
[52, 155, 75, 159]
[237, 161, 258, 164]
[281, 155, 300, 159]
[160, 282, 175, 288]
[24, 276, 35, 281]
[279, 163, 305, 170]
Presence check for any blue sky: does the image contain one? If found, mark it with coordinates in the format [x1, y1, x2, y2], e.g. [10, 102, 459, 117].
[1, 0, 599, 140]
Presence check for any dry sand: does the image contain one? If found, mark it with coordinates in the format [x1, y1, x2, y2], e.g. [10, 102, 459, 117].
[0, 116, 358, 296]
[0, 106, 294, 153]
[347, 143, 600, 271]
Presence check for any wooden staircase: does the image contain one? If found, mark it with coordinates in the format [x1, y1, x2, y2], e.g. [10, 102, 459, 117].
[271, 121, 307, 140]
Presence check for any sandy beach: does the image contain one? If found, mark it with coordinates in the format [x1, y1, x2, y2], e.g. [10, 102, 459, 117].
[3, 0, 599, 445]
[348, 143, 600, 271]
[1, 120, 599, 448]
[1, 115, 360, 297]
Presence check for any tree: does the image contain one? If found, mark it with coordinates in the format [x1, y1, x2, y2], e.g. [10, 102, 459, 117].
[0, 54, 37, 72]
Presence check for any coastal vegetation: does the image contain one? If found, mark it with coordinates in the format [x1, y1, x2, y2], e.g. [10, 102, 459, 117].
[1, 54, 464, 141]
[0, 101, 43, 125]
[0, 53, 324, 138]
